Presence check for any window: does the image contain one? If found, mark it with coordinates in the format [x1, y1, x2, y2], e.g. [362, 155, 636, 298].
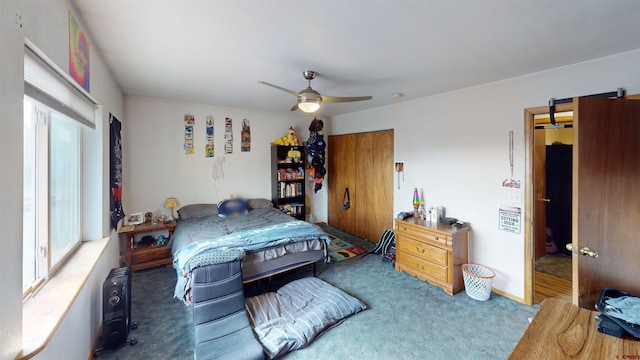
[23, 97, 83, 293]
[22, 41, 97, 296]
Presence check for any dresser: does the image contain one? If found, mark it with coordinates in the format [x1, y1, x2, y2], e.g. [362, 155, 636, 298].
[394, 217, 469, 295]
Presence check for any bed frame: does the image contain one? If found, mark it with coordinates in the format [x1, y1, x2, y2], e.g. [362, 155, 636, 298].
[240, 249, 324, 283]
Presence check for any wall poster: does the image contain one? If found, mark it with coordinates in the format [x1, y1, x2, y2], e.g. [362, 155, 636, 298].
[224, 117, 233, 154]
[205, 115, 214, 157]
[184, 114, 195, 155]
[109, 114, 124, 229]
[69, 12, 90, 91]
[241, 118, 251, 152]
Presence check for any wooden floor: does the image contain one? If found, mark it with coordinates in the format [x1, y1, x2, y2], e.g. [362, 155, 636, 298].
[534, 270, 572, 304]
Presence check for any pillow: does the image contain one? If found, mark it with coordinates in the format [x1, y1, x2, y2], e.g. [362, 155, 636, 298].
[246, 198, 274, 210]
[176, 204, 218, 220]
[217, 198, 249, 217]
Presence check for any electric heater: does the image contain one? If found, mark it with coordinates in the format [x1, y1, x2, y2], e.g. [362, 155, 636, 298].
[101, 266, 132, 349]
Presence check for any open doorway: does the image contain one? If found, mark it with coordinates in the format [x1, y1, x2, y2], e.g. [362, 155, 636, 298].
[532, 112, 573, 304]
[525, 95, 640, 307]
[524, 103, 574, 306]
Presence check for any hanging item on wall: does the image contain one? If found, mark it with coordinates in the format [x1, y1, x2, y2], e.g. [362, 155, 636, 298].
[224, 117, 233, 154]
[212, 156, 226, 201]
[109, 113, 124, 229]
[395, 162, 404, 189]
[184, 114, 195, 155]
[502, 130, 520, 188]
[69, 12, 90, 92]
[241, 119, 251, 152]
[306, 118, 326, 193]
[205, 115, 214, 157]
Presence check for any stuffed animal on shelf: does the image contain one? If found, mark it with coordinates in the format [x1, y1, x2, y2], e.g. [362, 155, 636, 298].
[285, 126, 299, 146]
[272, 126, 300, 146]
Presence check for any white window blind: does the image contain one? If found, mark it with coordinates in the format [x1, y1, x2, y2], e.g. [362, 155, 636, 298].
[24, 40, 98, 129]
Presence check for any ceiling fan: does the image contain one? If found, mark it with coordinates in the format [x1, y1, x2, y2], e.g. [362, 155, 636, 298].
[259, 70, 372, 113]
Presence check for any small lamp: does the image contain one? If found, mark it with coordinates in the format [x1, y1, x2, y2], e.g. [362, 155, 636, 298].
[164, 197, 178, 220]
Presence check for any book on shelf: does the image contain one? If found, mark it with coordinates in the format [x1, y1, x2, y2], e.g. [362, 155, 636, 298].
[278, 182, 302, 198]
[277, 167, 305, 181]
[278, 203, 304, 216]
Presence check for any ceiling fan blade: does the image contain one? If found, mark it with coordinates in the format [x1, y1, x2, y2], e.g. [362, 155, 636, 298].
[258, 81, 300, 97]
[290, 103, 299, 111]
[321, 95, 373, 103]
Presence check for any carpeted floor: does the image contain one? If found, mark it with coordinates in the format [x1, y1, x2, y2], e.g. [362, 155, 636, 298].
[96, 225, 537, 360]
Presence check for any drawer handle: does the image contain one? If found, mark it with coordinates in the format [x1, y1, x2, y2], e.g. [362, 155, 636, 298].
[415, 263, 425, 270]
[415, 246, 425, 254]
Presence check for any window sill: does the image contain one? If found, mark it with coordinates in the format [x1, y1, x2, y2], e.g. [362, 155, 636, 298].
[19, 237, 111, 359]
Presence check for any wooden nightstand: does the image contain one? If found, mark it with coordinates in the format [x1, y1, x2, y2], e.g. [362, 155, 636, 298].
[118, 220, 177, 271]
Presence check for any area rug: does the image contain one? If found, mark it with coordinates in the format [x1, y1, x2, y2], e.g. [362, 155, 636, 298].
[327, 234, 368, 262]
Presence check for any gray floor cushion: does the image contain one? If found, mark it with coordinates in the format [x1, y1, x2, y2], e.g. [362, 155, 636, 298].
[245, 277, 367, 359]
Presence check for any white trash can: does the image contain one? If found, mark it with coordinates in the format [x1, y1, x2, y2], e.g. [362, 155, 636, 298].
[461, 263, 496, 301]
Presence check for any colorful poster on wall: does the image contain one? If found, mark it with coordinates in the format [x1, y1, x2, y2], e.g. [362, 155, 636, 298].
[69, 12, 90, 92]
[109, 114, 124, 229]
[224, 117, 233, 154]
[184, 114, 195, 155]
[241, 119, 251, 152]
[205, 115, 214, 157]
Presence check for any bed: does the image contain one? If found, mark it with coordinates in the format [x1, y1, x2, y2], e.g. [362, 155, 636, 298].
[168, 199, 330, 305]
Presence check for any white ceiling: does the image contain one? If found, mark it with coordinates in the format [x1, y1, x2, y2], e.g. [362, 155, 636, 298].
[72, 0, 640, 117]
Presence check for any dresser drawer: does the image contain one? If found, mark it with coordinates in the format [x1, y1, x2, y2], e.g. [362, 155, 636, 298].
[132, 246, 170, 264]
[397, 234, 448, 266]
[397, 251, 448, 282]
[396, 223, 452, 247]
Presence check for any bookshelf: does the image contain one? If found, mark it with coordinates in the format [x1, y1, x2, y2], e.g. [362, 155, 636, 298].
[271, 145, 305, 220]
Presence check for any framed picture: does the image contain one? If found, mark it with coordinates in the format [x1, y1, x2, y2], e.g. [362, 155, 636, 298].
[124, 212, 143, 225]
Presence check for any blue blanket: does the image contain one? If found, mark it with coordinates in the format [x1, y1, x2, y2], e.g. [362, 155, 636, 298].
[173, 219, 328, 272]
[170, 207, 330, 302]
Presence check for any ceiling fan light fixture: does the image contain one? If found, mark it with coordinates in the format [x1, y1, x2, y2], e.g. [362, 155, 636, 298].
[298, 99, 321, 113]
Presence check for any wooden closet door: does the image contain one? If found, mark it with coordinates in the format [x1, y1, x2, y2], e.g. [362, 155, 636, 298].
[327, 134, 356, 234]
[355, 130, 394, 242]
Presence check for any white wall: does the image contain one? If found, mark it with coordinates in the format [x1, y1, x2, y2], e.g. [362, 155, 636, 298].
[0, 0, 123, 358]
[329, 49, 640, 299]
[123, 95, 320, 217]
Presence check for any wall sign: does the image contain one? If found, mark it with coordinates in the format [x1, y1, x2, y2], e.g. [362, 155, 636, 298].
[499, 205, 521, 234]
